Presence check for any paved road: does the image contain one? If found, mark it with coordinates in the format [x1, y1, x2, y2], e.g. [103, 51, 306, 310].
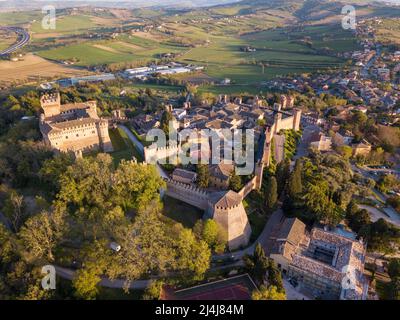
[274, 134, 285, 164]
[55, 266, 151, 290]
[118, 124, 144, 156]
[119, 124, 169, 179]
[358, 204, 400, 227]
[0, 27, 30, 56]
[293, 124, 320, 161]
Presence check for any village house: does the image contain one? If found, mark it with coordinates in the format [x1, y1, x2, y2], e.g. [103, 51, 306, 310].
[267, 218, 368, 300]
[352, 139, 372, 157]
[309, 132, 332, 152]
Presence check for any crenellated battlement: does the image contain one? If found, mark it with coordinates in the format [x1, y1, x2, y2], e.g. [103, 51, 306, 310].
[40, 92, 61, 107]
[144, 142, 181, 163]
[165, 178, 208, 197]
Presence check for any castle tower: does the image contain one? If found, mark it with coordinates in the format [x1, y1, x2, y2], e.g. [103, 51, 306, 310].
[287, 96, 295, 108]
[293, 108, 302, 131]
[280, 95, 287, 109]
[206, 190, 252, 250]
[253, 95, 262, 108]
[274, 112, 283, 134]
[40, 92, 61, 118]
[273, 102, 282, 112]
[165, 104, 173, 113]
[97, 120, 113, 152]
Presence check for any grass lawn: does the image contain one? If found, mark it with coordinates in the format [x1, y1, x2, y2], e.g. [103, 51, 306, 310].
[0, 11, 42, 25]
[243, 192, 268, 242]
[31, 15, 99, 34]
[109, 127, 143, 165]
[129, 126, 152, 147]
[162, 195, 203, 229]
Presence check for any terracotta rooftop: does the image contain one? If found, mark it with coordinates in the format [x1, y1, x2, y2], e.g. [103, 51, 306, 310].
[172, 168, 197, 181]
[210, 190, 242, 208]
[209, 163, 234, 180]
[51, 117, 100, 130]
[60, 101, 96, 113]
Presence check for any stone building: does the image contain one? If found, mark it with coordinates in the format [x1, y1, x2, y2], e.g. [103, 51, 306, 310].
[172, 168, 197, 184]
[209, 162, 234, 189]
[352, 139, 372, 157]
[39, 92, 113, 155]
[267, 219, 368, 300]
[206, 190, 252, 250]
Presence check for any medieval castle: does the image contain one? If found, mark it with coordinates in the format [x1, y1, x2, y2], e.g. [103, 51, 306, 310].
[143, 94, 302, 250]
[39, 92, 113, 155]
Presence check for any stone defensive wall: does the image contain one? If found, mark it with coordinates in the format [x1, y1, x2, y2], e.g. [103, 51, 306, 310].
[164, 178, 209, 210]
[144, 143, 181, 164]
[237, 175, 258, 199]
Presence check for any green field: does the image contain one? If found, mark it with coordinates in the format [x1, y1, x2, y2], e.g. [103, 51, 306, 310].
[109, 127, 143, 164]
[174, 24, 353, 85]
[31, 15, 100, 34]
[162, 195, 203, 229]
[0, 11, 42, 25]
[6, 6, 361, 86]
[37, 34, 188, 66]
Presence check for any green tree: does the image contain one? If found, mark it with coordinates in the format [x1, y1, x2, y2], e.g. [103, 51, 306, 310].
[389, 277, 400, 300]
[197, 164, 209, 188]
[161, 110, 173, 137]
[388, 259, 400, 279]
[243, 243, 269, 286]
[175, 228, 211, 281]
[275, 159, 290, 195]
[347, 209, 371, 233]
[201, 219, 227, 254]
[266, 259, 284, 293]
[39, 153, 75, 193]
[3, 190, 25, 232]
[337, 145, 353, 160]
[252, 285, 286, 300]
[110, 202, 174, 288]
[72, 265, 101, 300]
[142, 280, 164, 300]
[19, 208, 66, 262]
[360, 219, 400, 255]
[229, 173, 243, 192]
[288, 159, 302, 199]
[265, 175, 278, 210]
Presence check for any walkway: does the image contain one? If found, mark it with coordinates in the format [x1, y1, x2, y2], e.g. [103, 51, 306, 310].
[358, 204, 400, 228]
[55, 266, 151, 290]
[118, 124, 144, 156]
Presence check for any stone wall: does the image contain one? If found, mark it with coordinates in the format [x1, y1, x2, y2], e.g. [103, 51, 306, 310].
[237, 176, 257, 198]
[164, 178, 209, 210]
[144, 143, 181, 164]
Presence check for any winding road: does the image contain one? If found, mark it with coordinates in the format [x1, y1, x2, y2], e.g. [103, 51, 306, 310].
[0, 26, 30, 56]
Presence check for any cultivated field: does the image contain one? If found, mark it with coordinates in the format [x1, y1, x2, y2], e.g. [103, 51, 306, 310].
[0, 53, 87, 84]
[0, 30, 16, 51]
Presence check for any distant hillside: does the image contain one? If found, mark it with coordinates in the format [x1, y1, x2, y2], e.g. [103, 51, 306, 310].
[0, 0, 243, 11]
